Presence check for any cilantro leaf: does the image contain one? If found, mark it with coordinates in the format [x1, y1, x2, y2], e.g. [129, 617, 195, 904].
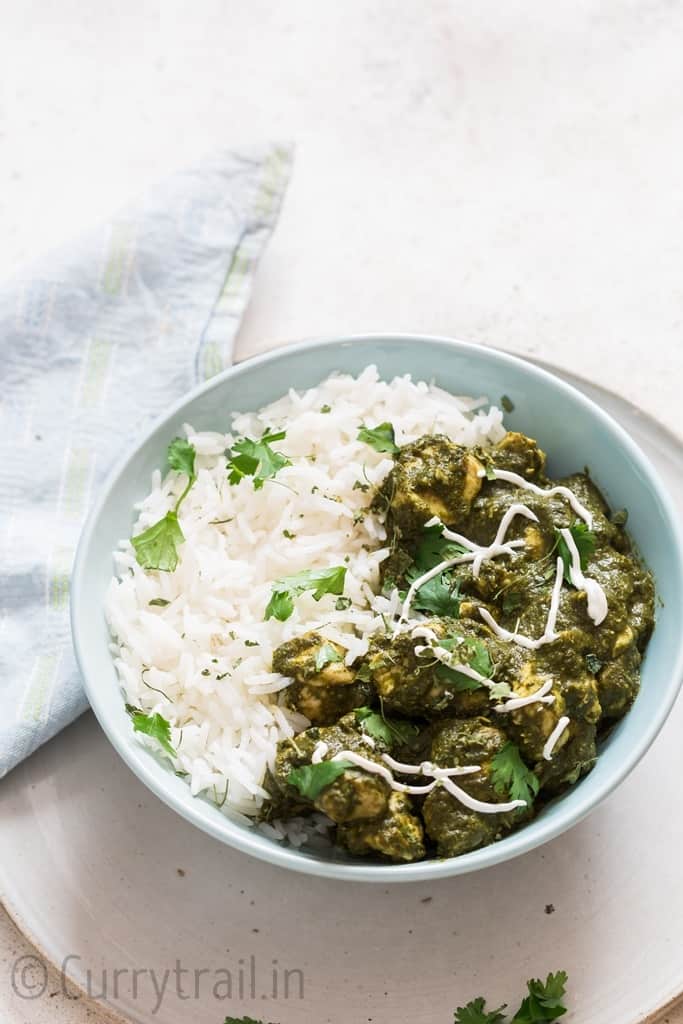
[264, 566, 347, 621]
[436, 664, 484, 691]
[355, 706, 419, 747]
[357, 422, 399, 454]
[131, 437, 198, 572]
[132, 511, 185, 572]
[510, 971, 568, 1024]
[126, 705, 176, 758]
[287, 759, 353, 800]
[148, 598, 170, 607]
[227, 430, 291, 489]
[315, 643, 343, 671]
[404, 523, 467, 616]
[167, 437, 196, 481]
[585, 652, 603, 675]
[491, 742, 540, 807]
[501, 394, 515, 413]
[414, 523, 468, 572]
[407, 568, 462, 617]
[433, 635, 494, 692]
[335, 596, 352, 611]
[454, 996, 507, 1024]
[556, 521, 596, 583]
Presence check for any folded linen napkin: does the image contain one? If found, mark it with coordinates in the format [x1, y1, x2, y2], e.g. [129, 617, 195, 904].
[0, 143, 292, 778]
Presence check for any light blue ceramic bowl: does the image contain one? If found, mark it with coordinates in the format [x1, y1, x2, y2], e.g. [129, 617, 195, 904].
[71, 335, 683, 882]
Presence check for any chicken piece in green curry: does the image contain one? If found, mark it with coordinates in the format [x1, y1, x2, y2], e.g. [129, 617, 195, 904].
[262, 429, 655, 863]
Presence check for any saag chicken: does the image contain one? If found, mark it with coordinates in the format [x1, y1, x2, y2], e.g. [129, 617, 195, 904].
[262, 430, 655, 862]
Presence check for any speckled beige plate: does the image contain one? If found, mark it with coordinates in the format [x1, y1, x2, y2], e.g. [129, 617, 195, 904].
[1, 366, 682, 1024]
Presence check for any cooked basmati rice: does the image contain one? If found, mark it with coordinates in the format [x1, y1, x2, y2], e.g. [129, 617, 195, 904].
[105, 366, 506, 834]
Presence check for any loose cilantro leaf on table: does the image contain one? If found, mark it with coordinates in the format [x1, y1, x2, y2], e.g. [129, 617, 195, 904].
[510, 971, 568, 1023]
[315, 643, 343, 671]
[227, 430, 291, 489]
[454, 996, 507, 1024]
[264, 566, 347, 621]
[131, 437, 198, 572]
[126, 705, 176, 758]
[491, 742, 539, 807]
[357, 422, 400, 454]
[355, 706, 419, 747]
[555, 521, 596, 583]
[287, 759, 353, 800]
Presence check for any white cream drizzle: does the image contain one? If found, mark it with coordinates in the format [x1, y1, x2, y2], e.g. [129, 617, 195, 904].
[493, 678, 556, 713]
[414, 644, 490, 686]
[559, 527, 608, 626]
[481, 467, 594, 528]
[542, 716, 570, 761]
[330, 750, 527, 813]
[395, 505, 536, 629]
[479, 556, 564, 651]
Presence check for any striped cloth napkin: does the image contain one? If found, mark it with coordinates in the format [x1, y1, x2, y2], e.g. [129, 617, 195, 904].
[0, 143, 292, 778]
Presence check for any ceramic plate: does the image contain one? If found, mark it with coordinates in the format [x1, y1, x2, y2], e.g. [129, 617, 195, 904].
[1, 362, 682, 1024]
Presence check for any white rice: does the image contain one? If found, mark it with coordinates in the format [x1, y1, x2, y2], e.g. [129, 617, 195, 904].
[105, 365, 506, 835]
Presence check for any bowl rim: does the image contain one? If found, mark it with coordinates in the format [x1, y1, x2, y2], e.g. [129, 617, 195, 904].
[71, 332, 683, 882]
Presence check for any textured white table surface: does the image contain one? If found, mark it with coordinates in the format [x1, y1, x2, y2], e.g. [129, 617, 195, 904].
[1, 2, 682, 1022]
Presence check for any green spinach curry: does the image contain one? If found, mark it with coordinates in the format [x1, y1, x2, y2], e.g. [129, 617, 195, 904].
[262, 430, 655, 862]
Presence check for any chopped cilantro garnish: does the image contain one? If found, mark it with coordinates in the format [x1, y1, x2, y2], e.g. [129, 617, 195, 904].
[490, 741, 539, 807]
[282, 529, 296, 539]
[555, 521, 596, 583]
[357, 421, 400, 454]
[320, 404, 332, 414]
[335, 596, 353, 611]
[132, 437, 198, 572]
[148, 598, 170, 607]
[132, 511, 185, 573]
[126, 705, 176, 759]
[287, 759, 353, 800]
[314, 643, 343, 671]
[610, 507, 628, 526]
[436, 635, 493, 687]
[585, 652, 603, 675]
[408, 569, 462, 617]
[227, 430, 291, 490]
[404, 522, 467, 616]
[264, 566, 347, 621]
[355, 706, 420, 747]
[501, 394, 515, 413]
